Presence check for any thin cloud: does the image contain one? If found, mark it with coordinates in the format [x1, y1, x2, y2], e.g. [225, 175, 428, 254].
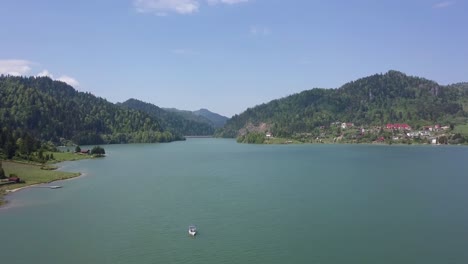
[0, 59, 33, 76]
[221, 0, 248, 3]
[250, 26, 271, 37]
[134, 0, 199, 15]
[206, 0, 248, 5]
[36, 69, 53, 78]
[134, 0, 249, 15]
[0, 59, 80, 87]
[433, 1, 455, 8]
[36, 69, 79, 87]
[57, 75, 80, 87]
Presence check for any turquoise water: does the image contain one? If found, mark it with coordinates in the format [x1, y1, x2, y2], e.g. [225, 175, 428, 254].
[1, 139, 468, 263]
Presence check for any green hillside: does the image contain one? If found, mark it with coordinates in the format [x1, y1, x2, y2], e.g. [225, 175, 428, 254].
[119, 99, 214, 136]
[0, 76, 181, 146]
[163, 108, 214, 125]
[218, 71, 468, 138]
[193, 108, 228, 128]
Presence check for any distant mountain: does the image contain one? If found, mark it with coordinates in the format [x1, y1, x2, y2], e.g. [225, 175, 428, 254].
[217, 70, 468, 138]
[163, 108, 228, 128]
[120, 99, 214, 136]
[0, 76, 181, 145]
[193, 108, 228, 128]
[163, 108, 213, 125]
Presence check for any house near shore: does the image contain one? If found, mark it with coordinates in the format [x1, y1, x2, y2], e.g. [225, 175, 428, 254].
[8, 177, 21, 183]
[422, 124, 448, 132]
[341, 123, 354, 129]
[0, 176, 24, 184]
[386, 123, 412, 130]
[423, 126, 434, 132]
[407, 132, 420, 138]
[79, 149, 90, 154]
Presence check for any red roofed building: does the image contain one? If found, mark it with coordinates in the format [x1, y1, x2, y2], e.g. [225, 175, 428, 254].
[8, 177, 21, 183]
[386, 123, 412, 131]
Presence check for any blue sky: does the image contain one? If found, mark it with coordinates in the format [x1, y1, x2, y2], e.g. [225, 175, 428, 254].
[1, 0, 467, 117]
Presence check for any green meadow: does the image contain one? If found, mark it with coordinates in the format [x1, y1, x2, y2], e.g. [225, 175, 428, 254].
[0, 152, 93, 206]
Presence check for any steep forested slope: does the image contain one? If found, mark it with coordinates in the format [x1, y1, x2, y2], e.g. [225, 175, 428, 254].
[193, 108, 228, 128]
[119, 99, 214, 136]
[218, 71, 468, 137]
[163, 108, 213, 125]
[0, 76, 180, 145]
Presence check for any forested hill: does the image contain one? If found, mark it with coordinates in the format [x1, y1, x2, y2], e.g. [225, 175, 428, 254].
[0, 76, 181, 145]
[193, 108, 228, 128]
[163, 108, 214, 125]
[217, 71, 468, 138]
[118, 99, 214, 136]
[162, 108, 228, 129]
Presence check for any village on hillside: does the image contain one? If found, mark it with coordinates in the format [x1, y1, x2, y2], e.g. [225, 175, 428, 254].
[263, 122, 464, 145]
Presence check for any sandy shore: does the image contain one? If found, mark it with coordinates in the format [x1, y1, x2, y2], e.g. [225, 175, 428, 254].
[5, 172, 85, 193]
[5, 184, 41, 193]
[0, 172, 86, 209]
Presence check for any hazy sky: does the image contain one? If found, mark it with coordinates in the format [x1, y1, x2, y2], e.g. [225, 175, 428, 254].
[1, 0, 467, 117]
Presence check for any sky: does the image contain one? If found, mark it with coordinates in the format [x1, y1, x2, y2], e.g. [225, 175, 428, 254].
[0, 0, 467, 117]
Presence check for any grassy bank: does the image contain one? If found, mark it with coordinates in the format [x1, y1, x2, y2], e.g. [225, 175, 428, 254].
[45, 151, 94, 163]
[0, 153, 93, 206]
[264, 137, 303, 144]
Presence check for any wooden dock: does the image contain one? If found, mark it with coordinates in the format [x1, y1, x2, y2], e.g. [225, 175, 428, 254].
[32, 185, 63, 189]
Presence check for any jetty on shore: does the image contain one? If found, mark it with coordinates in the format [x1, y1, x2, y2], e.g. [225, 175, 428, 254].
[32, 186, 63, 189]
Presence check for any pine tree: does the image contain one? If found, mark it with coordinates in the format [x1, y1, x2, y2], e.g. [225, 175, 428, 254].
[0, 161, 6, 179]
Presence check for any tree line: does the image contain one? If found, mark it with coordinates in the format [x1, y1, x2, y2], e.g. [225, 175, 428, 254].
[0, 75, 183, 146]
[217, 71, 468, 138]
[119, 99, 215, 136]
[0, 126, 57, 161]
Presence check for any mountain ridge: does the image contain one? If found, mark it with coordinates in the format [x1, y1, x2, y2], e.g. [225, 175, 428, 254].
[217, 70, 468, 138]
[163, 107, 228, 128]
[192, 108, 228, 128]
[119, 99, 215, 136]
[0, 76, 181, 145]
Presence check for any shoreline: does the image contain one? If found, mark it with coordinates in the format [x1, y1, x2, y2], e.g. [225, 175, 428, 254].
[253, 137, 468, 146]
[0, 158, 89, 208]
[0, 172, 84, 209]
[5, 172, 85, 194]
[5, 184, 41, 194]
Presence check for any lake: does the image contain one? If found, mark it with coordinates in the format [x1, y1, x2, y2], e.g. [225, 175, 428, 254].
[1, 139, 468, 264]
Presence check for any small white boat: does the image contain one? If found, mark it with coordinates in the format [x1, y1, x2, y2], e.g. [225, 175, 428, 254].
[188, 225, 197, 236]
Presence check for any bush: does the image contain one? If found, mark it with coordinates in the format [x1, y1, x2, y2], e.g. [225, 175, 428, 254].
[0, 161, 6, 179]
[237, 132, 266, 144]
[91, 146, 105, 156]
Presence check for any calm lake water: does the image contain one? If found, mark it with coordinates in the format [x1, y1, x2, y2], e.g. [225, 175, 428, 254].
[1, 139, 468, 264]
